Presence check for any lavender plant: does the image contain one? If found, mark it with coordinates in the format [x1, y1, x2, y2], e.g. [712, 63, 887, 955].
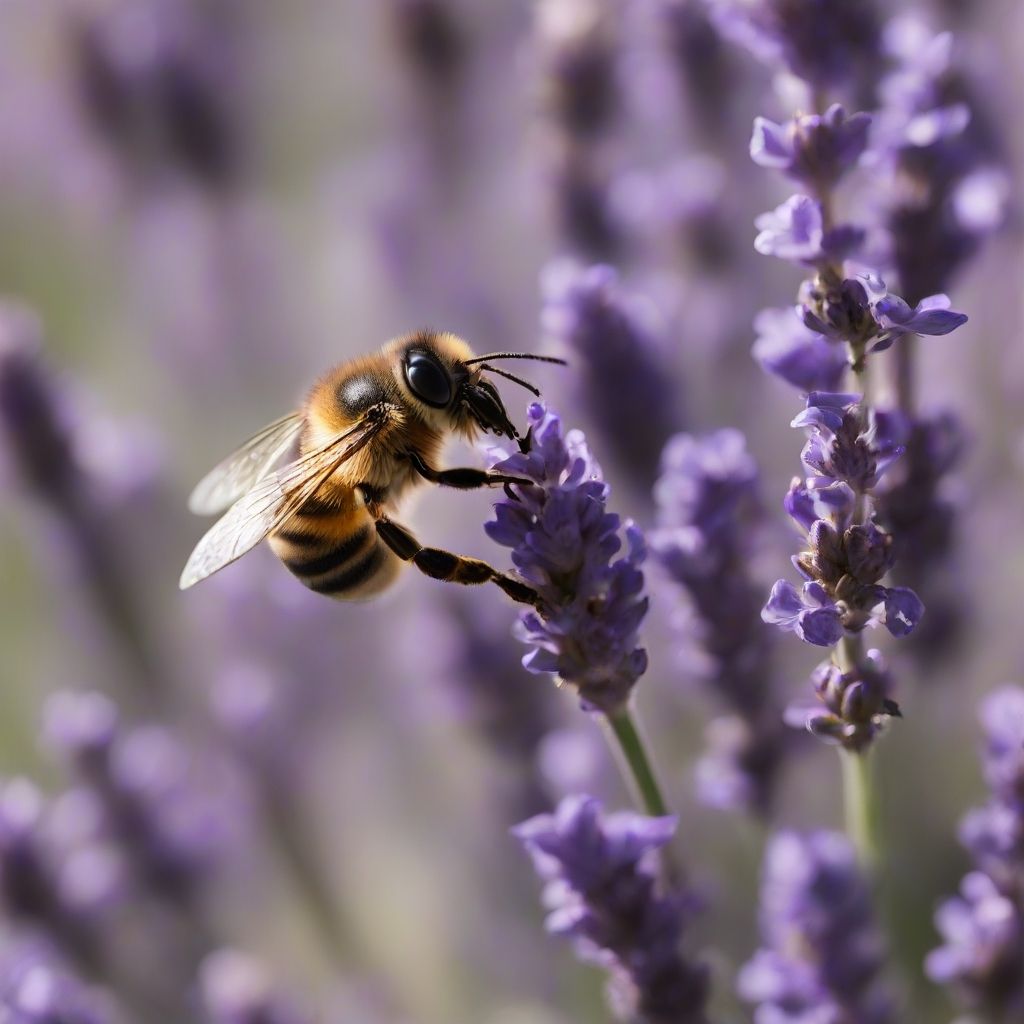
[72, 0, 242, 192]
[650, 429, 788, 816]
[870, 15, 1008, 663]
[0, 942, 117, 1024]
[927, 686, 1024, 1019]
[0, 305, 168, 702]
[725, 0, 968, 867]
[540, 261, 684, 492]
[739, 830, 894, 1022]
[534, 0, 623, 258]
[515, 795, 708, 1024]
[484, 403, 662, 810]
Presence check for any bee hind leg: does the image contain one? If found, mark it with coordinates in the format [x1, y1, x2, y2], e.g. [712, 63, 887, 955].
[374, 515, 541, 609]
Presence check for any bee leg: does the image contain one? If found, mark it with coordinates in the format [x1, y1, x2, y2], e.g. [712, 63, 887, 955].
[404, 451, 531, 490]
[374, 515, 542, 609]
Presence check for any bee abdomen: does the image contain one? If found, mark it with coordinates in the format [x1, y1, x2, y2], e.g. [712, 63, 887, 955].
[274, 523, 396, 599]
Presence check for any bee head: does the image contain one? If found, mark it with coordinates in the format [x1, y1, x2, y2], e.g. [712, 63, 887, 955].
[392, 332, 565, 443]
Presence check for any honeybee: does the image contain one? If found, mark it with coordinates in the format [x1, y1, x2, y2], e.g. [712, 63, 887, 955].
[179, 331, 563, 606]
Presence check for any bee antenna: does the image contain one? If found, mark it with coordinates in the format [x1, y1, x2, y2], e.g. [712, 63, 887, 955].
[478, 364, 541, 396]
[464, 352, 568, 367]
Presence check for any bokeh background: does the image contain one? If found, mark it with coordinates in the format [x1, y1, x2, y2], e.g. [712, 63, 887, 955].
[0, 0, 1021, 1021]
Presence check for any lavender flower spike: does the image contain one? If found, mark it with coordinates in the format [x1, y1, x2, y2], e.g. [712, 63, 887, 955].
[651, 429, 789, 814]
[515, 795, 709, 1024]
[927, 686, 1024, 1017]
[0, 944, 115, 1024]
[739, 830, 894, 1023]
[485, 403, 649, 716]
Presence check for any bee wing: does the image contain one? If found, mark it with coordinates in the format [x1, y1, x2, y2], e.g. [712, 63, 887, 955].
[179, 413, 387, 590]
[187, 412, 305, 516]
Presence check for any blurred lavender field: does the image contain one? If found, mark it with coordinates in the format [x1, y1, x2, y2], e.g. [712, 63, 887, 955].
[0, 1, 1022, 1022]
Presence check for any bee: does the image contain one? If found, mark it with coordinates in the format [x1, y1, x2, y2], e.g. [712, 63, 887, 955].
[179, 331, 563, 606]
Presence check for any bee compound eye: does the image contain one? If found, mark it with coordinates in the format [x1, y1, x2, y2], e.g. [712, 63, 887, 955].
[405, 351, 452, 408]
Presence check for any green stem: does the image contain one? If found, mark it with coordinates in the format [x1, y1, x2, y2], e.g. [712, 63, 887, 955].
[604, 705, 682, 886]
[605, 706, 670, 818]
[841, 746, 880, 873]
[836, 634, 881, 874]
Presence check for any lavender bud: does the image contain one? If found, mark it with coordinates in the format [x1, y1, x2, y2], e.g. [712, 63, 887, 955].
[751, 105, 871, 189]
[790, 649, 898, 752]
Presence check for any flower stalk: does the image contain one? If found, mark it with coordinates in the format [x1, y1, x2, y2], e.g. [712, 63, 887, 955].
[841, 746, 879, 872]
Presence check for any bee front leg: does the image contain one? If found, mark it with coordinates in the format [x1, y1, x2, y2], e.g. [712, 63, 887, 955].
[403, 451, 531, 490]
[373, 515, 542, 609]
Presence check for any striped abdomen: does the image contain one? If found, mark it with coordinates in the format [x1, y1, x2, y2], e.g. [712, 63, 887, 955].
[268, 492, 401, 600]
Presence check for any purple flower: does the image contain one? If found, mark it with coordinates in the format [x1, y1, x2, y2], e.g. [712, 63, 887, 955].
[784, 478, 856, 533]
[0, 779, 103, 974]
[868, 292, 967, 352]
[874, 410, 964, 568]
[44, 691, 240, 909]
[786, 648, 899, 751]
[798, 271, 967, 355]
[535, 0, 618, 140]
[926, 873, 1024, 1014]
[762, 579, 844, 647]
[927, 685, 1024, 1016]
[792, 392, 906, 492]
[739, 831, 894, 1023]
[0, 944, 115, 1024]
[198, 949, 311, 1024]
[876, 15, 1008, 304]
[72, 1, 240, 189]
[540, 261, 683, 489]
[0, 305, 168, 696]
[657, 0, 736, 143]
[751, 106, 871, 188]
[485, 403, 649, 716]
[754, 195, 863, 266]
[515, 795, 709, 1024]
[978, 687, 1024, 803]
[651, 430, 788, 813]
[709, 0, 882, 91]
[752, 308, 847, 393]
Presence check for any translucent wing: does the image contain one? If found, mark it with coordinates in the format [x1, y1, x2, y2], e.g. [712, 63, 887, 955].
[187, 412, 305, 516]
[179, 414, 387, 590]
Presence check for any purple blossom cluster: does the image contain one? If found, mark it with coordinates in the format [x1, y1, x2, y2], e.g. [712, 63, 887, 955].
[43, 690, 237, 911]
[927, 686, 1024, 1017]
[485, 402, 649, 717]
[540, 261, 683, 490]
[739, 5, 971, 752]
[651, 429, 788, 813]
[515, 795, 708, 1024]
[739, 830, 894, 1023]
[0, 943, 114, 1024]
[71, 0, 241, 191]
